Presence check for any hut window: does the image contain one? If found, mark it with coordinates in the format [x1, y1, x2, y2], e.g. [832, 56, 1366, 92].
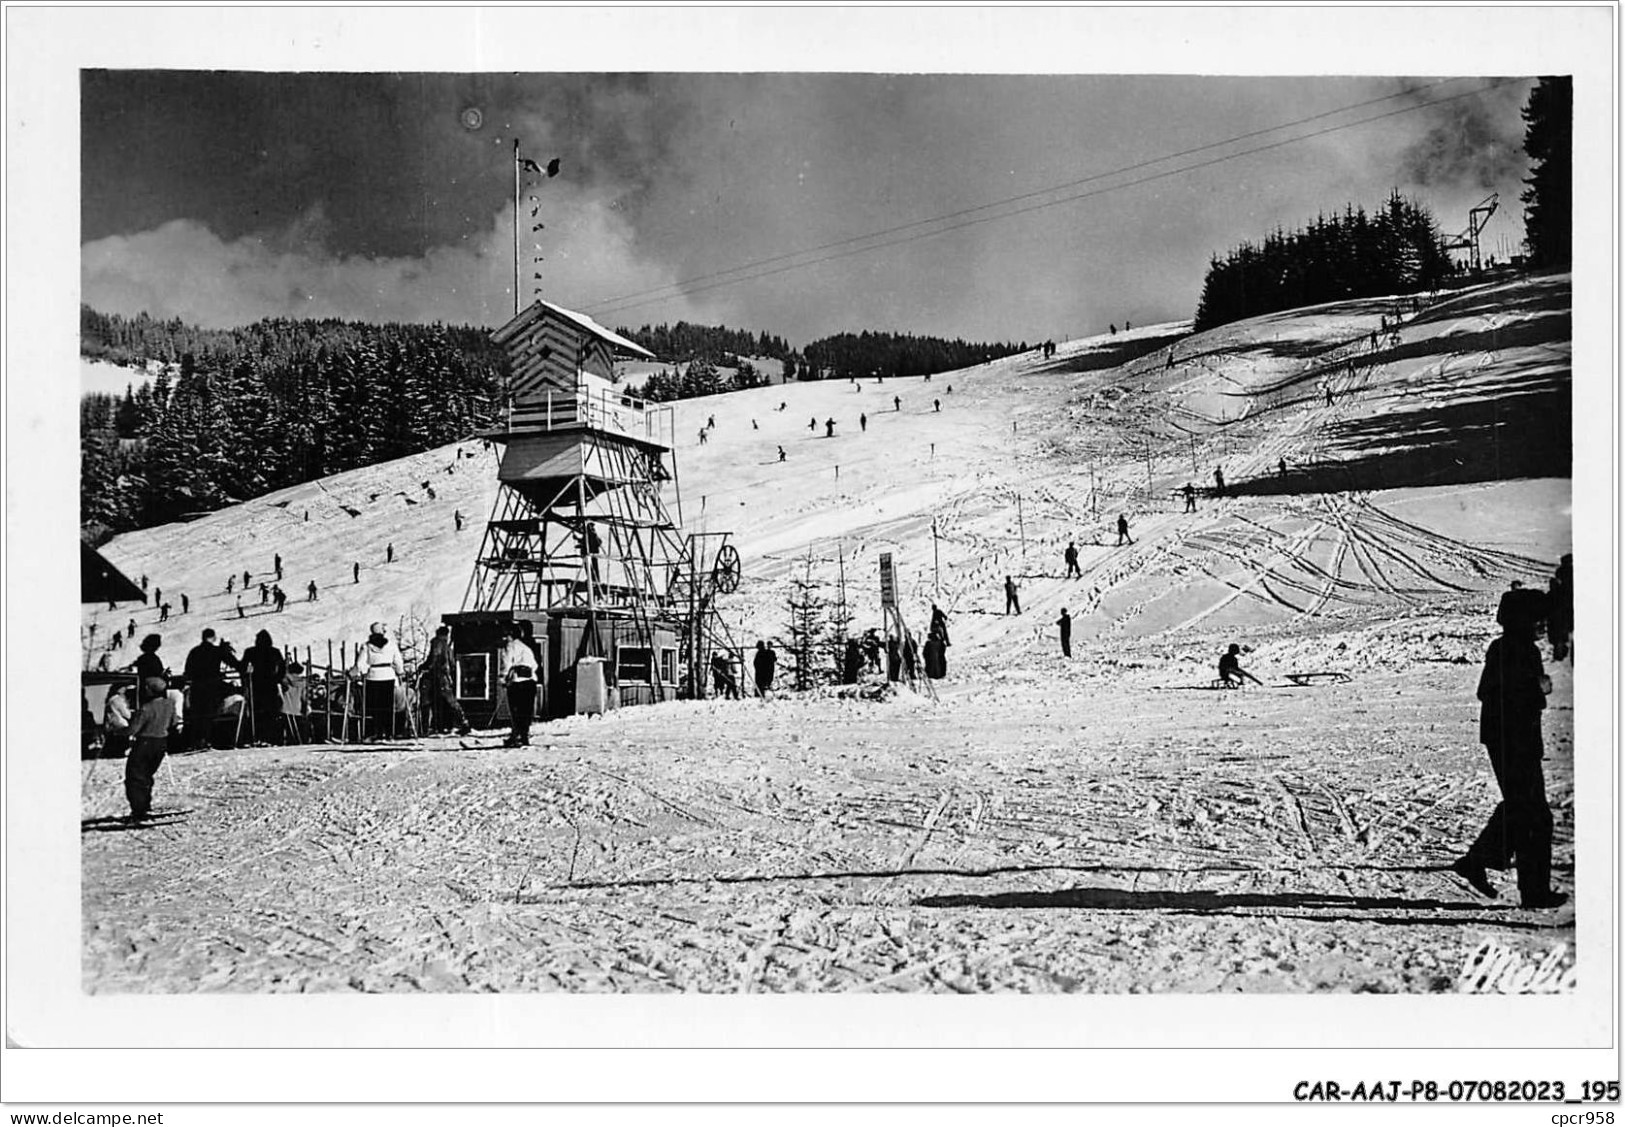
[659, 647, 677, 685]
[456, 654, 491, 700]
[616, 645, 654, 684]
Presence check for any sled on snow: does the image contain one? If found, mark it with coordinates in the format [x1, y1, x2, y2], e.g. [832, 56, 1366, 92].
[1283, 671, 1351, 687]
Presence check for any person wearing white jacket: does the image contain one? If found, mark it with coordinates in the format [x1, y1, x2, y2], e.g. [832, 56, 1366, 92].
[351, 621, 405, 740]
[500, 623, 540, 747]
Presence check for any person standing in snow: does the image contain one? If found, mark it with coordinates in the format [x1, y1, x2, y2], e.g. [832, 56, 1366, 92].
[1064, 541, 1082, 578]
[825, 418, 836, 437]
[124, 676, 179, 822]
[860, 413, 867, 432]
[1004, 575, 1022, 616]
[423, 625, 471, 736]
[1056, 608, 1073, 657]
[842, 637, 864, 684]
[753, 640, 777, 697]
[861, 629, 882, 673]
[1547, 553, 1574, 661]
[893, 395, 901, 412]
[929, 603, 950, 647]
[242, 568, 252, 590]
[1116, 514, 1133, 546]
[274, 554, 283, 581]
[1451, 586, 1566, 909]
[710, 650, 739, 700]
[350, 621, 405, 742]
[241, 628, 288, 745]
[353, 561, 361, 584]
[227, 574, 235, 594]
[1183, 483, 1197, 513]
[777, 446, 786, 463]
[182, 628, 239, 751]
[307, 580, 318, 602]
[386, 543, 395, 565]
[500, 623, 540, 747]
[1213, 466, 1226, 497]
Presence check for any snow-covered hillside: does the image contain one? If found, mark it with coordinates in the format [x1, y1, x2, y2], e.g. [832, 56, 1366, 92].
[86, 275, 1570, 679]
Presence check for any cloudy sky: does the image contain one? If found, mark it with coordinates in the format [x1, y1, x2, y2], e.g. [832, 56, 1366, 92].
[79, 48, 1537, 347]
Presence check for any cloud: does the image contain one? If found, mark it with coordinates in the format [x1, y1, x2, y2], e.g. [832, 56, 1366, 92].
[80, 184, 717, 331]
[1396, 79, 1529, 191]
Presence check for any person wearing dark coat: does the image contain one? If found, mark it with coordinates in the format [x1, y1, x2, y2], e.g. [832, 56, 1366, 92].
[1547, 553, 1574, 661]
[1004, 575, 1021, 615]
[886, 636, 902, 682]
[424, 626, 471, 736]
[929, 603, 950, 646]
[182, 628, 240, 750]
[1056, 609, 1073, 657]
[842, 637, 863, 684]
[710, 651, 740, 700]
[1116, 514, 1133, 546]
[1217, 643, 1261, 687]
[128, 634, 166, 687]
[1064, 541, 1082, 578]
[752, 640, 778, 697]
[861, 629, 882, 673]
[240, 629, 287, 744]
[1452, 587, 1567, 909]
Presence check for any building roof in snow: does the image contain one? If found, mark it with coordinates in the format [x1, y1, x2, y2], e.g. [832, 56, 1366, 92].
[492, 299, 656, 360]
[81, 542, 146, 605]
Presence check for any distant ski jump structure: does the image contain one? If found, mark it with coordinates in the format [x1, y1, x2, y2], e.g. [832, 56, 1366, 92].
[444, 299, 741, 725]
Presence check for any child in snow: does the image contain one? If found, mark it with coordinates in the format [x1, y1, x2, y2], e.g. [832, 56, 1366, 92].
[125, 676, 179, 821]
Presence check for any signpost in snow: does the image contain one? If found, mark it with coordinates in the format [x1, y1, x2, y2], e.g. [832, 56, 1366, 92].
[879, 552, 897, 610]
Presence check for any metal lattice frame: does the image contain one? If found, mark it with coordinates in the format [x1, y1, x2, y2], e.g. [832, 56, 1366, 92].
[463, 431, 687, 618]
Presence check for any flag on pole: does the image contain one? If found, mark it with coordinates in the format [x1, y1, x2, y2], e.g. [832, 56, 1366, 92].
[518, 156, 562, 177]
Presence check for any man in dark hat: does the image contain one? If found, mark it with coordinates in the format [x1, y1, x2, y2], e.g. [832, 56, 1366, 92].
[1451, 586, 1567, 909]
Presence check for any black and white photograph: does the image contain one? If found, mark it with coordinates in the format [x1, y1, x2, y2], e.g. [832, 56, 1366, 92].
[4, 3, 1617, 1116]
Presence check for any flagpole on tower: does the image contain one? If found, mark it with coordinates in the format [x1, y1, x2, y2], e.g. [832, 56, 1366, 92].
[512, 139, 522, 318]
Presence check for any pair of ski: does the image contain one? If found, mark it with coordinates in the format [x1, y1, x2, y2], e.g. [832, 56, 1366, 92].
[459, 736, 527, 750]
